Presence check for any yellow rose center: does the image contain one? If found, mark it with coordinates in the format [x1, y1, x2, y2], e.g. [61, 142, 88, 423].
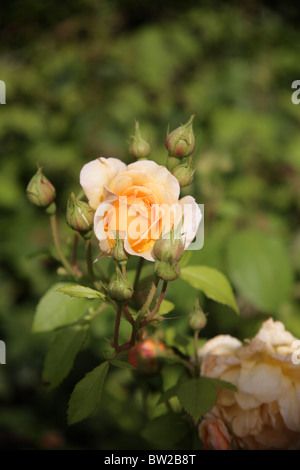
[103, 186, 162, 254]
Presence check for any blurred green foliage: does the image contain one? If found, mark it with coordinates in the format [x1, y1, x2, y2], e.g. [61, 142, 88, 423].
[1, 0, 300, 449]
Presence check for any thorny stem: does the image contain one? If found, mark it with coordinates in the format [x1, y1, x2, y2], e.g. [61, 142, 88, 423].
[114, 307, 122, 350]
[142, 280, 168, 326]
[130, 280, 157, 345]
[110, 341, 132, 360]
[50, 214, 75, 276]
[171, 346, 196, 376]
[179, 356, 196, 376]
[123, 305, 135, 326]
[71, 232, 82, 276]
[194, 329, 200, 375]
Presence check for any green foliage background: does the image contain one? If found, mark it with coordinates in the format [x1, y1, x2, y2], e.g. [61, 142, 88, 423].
[0, 0, 300, 449]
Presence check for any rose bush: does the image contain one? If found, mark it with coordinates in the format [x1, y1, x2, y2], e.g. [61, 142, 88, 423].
[198, 318, 300, 450]
[80, 158, 201, 261]
[25, 113, 246, 440]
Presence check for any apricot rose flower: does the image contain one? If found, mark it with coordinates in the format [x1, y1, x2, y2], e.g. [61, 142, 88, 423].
[80, 158, 201, 261]
[198, 319, 300, 450]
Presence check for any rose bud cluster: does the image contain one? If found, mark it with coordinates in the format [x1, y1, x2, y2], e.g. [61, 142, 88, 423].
[153, 233, 184, 281]
[26, 167, 56, 211]
[129, 120, 151, 160]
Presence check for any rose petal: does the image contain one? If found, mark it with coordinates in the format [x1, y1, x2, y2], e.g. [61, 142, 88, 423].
[278, 383, 300, 431]
[255, 318, 296, 347]
[94, 193, 118, 250]
[124, 236, 155, 261]
[125, 160, 180, 202]
[235, 391, 262, 410]
[199, 335, 242, 358]
[177, 195, 202, 249]
[80, 157, 126, 209]
[238, 363, 290, 404]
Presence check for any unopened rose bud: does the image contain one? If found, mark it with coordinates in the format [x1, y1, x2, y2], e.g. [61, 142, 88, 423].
[129, 338, 165, 373]
[26, 168, 56, 208]
[166, 113, 195, 158]
[153, 236, 184, 264]
[108, 267, 133, 302]
[155, 260, 181, 282]
[172, 162, 195, 188]
[111, 236, 128, 264]
[129, 120, 151, 159]
[66, 192, 94, 233]
[189, 298, 207, 331]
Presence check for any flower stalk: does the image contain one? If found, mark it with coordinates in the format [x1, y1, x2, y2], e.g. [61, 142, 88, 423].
[85, 239, 95, 283]
[142, 280, 168, 326]
[50, 213, 76, 276]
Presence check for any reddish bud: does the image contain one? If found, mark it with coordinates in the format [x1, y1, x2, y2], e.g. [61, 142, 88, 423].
[166, 114, 195, 158]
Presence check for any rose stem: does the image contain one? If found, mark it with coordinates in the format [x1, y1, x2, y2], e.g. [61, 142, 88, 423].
[71, 231, 82, 276]
[85, 239, 95, 282]
[123, 305, 135, 326]
[130, 280, 158, 345]
[49, 214, 75, 276]
[121, 263, 127, 279]
[72, 232, 79, 267]
[110, 340, 132, 360]
[194, 329, 200, 375]
[142, 280, 168, 326]
[113, 307, 122, 350]
[133, 257, 144, 291]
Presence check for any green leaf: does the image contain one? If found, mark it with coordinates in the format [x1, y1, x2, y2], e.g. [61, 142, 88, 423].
[110, 359, 135, 369]
[58, 285, 105, 300]
[68, 362, 109, 425]
[177, 378, 218, 422]
[157, 299, 175, 315]
[181, 266, 239, 314]
[203, 377, 237, 392]
[42, 325, 88, 391]
[32, 283, 97, 332]
[227, 230, 293, 313]
[141, 413, 188, 446]
[157, 385, 179, 405]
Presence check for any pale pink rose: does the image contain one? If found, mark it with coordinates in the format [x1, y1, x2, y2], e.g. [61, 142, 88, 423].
[198, 318, 300, 450]
[80, 158, 201, 261]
